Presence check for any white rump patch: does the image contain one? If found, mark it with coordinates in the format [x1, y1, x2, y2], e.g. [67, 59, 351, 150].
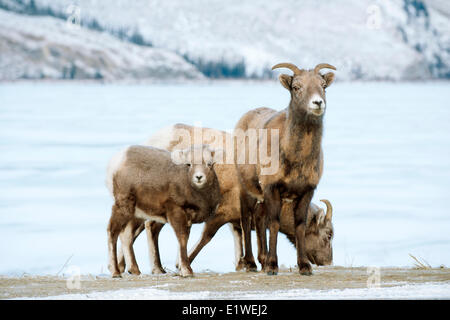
[142, 125, 178, 149]
[105, 148, 128, 196]
[134, 207, 167, 224]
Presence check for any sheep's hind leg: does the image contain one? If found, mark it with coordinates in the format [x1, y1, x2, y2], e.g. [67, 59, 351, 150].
[187, 212, 229, 265]
[119, 218, 144, 275]
[145, 220, 166, 274]
[118, 219, 145, 273]
[107, 202, 133, 278]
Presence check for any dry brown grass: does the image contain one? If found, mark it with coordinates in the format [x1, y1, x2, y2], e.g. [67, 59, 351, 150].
[409, 254, 432, 270]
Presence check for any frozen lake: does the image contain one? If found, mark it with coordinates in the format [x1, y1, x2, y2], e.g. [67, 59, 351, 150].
[0, 80, 449, 276]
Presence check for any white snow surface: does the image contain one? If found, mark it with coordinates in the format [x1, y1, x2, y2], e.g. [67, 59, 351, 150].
[20, 282, 450, 300]
[0, 81, 449, 277]
[17, 0, 450, 80]
[0, 9, 203, 80]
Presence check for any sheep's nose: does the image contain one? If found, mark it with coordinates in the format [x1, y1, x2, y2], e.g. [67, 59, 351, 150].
[309, 95, 325, 115]
[196, 175, 203, 182]
[312, 100, 323, 108]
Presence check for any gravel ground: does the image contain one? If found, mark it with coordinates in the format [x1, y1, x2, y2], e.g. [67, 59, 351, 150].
[1, 266, 450, 299]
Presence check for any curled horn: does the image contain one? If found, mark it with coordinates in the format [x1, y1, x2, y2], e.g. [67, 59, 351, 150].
[320, 199, 333, 221]
[272, 63, 302, 75]
[314, 63, 336, 74]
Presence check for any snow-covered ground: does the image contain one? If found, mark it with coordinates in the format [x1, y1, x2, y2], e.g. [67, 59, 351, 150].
[0, 9, 202, 80]
[0, 81, 449, 277]
[25, 282, 450, 300]
[3, 0, 448, 80]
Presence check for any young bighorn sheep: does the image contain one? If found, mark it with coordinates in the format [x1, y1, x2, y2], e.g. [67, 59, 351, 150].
[106, 144, 221, 277]
[115, 124, 334, 274]
[235, 62, 336, 275]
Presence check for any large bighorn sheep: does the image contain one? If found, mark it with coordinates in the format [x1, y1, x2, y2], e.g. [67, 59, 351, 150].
[235, 62, 336, 275]
[115, 124, 334, 274]
[106, 144, 221, 277]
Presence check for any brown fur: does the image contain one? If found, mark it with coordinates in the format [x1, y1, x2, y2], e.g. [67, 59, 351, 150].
[234, 63, 335, 275]
[116, 124, 334, 274]
[107, 145, 221, 277]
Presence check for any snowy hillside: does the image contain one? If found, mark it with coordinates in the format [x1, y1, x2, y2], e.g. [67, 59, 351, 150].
[0, 9, 203, 81]
[1, 0, 448, 80]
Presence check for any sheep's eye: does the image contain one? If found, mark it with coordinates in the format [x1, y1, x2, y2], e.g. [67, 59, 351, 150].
[322, 82, 327, 88]
[292, 86, 301, 92]
[186, 163, 191, 167]
[207, 162, 213, 168]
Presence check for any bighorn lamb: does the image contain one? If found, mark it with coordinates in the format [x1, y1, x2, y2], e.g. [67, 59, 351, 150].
[116, 124, 334, 274]
[235, 62, 336, 275]
[106, 144, 221, 277]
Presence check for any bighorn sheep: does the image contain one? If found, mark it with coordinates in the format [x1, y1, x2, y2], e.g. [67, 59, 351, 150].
[235, 62, 336, 275]
[115, 124, 334, 274]
[106, 144, 221, 277]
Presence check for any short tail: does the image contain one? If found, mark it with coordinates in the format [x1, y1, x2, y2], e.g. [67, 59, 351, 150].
[105, 148, 127, 196]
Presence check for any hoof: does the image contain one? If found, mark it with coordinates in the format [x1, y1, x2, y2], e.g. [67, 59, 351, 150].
[235, 264, 244, 272]
[299, 262, 313, 276]
[180, 267, 194, 278]
[111, 273, 122, 278]
[180, 271, 194, 278]
[266, 265, 279, 276]
[245, 262, 258, 272]
[127, 269, 141, 276]
[265, 260, 278, 275]
[235, 258, 246, 271]
[118, 265, 126, 274]
[152, 268, 166, 275]
[237, 258, 257, 272]
[181, 273, 194, 278]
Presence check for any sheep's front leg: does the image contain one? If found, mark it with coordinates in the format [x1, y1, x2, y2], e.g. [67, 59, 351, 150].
[168, 207, 193, 277]
[264, 187, 281, 275]
[145, 220, 166, 274]
[294, 189, 314, 276]
[239, 194, 257, 271]
[254, 202, 268, 271]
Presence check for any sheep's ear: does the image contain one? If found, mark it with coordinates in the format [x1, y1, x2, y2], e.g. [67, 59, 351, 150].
[322, 72, 335, 88]
[171, 149, 190, 165]
[317, 211, 325, 225]
[210, 148, 224, 165]
[307, 212, 318, 228]
[279, 74, 292, 90]
[308, 209, 326, 229]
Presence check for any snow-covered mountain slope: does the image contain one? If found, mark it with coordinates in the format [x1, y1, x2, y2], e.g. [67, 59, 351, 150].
[3, 0, 447, 80]
[0, 9, 203, 81]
